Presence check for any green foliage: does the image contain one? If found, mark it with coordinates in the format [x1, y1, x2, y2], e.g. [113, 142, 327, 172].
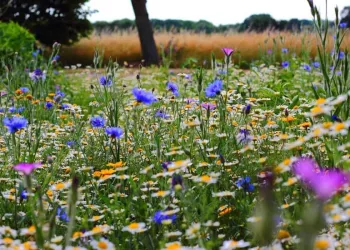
[0, 22, 35, 56]
[1, 0, 93, 46]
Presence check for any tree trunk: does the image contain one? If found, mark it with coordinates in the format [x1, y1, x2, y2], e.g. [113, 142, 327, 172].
[131, 0, 159, 65]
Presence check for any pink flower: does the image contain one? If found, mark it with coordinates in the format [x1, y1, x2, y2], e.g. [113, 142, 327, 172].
[201, 102, 216, 110]
[292, 157, 346, 200]
[13, 163, 41, 175]
[222, 48, 234, 57]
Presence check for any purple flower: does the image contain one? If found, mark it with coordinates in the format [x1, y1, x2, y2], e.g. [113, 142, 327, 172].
[90, 116, 105, 128]
[155, 110, 170, 119]
[222, 48, 234, 57]
[236, 129, 253, 144]
[105, 127, 123, 139]
[132, 88, 157, 105]
[201, 103, 216, 110]
[292, 157, 347, 200]
[281, 48, 289, 54]
[167, 82, 179, 96]
[99, 76, 112, 86]
[3, 117, 28, 133]
[282, 61, 289, 68]
[13, 163, 41, 175]
[205, 80, 223, 98]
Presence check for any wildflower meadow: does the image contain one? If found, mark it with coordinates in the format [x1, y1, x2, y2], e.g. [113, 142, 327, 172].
[1, 1, 350, 250]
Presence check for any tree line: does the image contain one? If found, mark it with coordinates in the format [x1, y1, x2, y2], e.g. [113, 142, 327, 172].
[93, 15, 317, 33]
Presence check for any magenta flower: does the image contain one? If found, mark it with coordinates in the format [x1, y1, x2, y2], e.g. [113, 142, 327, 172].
[13, 163, 41, 175]
[292, 157, 318, 183]
[292, 157, 346, 200]
[310, 170, 346, 200]
[222, 48, 234, 57]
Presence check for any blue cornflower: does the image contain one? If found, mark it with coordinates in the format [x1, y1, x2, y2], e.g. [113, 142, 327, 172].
[303, 64, 312, 72]
[3, 117, 28, 133]
[236, 129, 253, 144]
[20, 189, 28, 200]
[339, 51, 345, 60]
[20, 87, 29, 93]
[281, 61, 289, 68]
[90, 116, 105, 128]
[17, 107, 25, 113]
[60, 104, 70, 110]
[243, 104, 251, 115]
[8, 107, 17, 113]
[167, 82, 179, 96]
[281, 48, 289, 53]
[236, 176, 254, 192]
[340, 22, 348, 29]
[217, 68, 227, 75]
[171, 174, 183, 189]
[313, 62, 320, 68]
[52, 55, 60, 61]
[161, 161, 172, 171]
[45, 102, 54, 109]
[331, 115, 342, 122]
[155, 110, 170, 119]
[99, 76, 112, 86]
[132, 88, 157, 105]
[57, 207, 69, 222]
[67, 140, 75, 147]
[205, 80, 223, 98]
[153, 210, 176, 224]
[105, 127, 123, 139]
[32, 50, 40, 57]
[29, 68, 46, 82]
[54, 91, 65, 103]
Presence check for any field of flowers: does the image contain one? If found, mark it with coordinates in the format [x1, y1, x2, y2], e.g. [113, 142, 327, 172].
[1, 3, 350, 250]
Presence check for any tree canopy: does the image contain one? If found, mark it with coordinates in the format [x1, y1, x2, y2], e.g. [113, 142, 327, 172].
[0, 0, 94, 46]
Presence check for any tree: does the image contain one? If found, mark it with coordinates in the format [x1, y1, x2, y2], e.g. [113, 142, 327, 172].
[131, 0, 159, 65]
[341, 6, 350, 28]
[239, 14, 278, 32]
[0, 0, 93, 46]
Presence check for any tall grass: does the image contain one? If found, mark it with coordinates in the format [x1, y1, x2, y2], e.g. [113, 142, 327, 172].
[60, 30, 350, 67]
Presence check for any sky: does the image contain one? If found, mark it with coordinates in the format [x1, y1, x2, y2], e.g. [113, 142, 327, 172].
[86, 0, 350, 25]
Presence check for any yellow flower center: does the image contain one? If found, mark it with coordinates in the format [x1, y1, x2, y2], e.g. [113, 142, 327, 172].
[314, 240, 330, 249]
[201, 175, 211, 182]
[98, 241, 108, 249]
[166, 243, 181, 250]
[335, 123, 345, 131]
[55, 183, 65, 190]
[129, 223, 140, 229]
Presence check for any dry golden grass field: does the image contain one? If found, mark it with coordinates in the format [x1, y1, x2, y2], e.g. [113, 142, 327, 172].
[60, 30, 350, 67]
